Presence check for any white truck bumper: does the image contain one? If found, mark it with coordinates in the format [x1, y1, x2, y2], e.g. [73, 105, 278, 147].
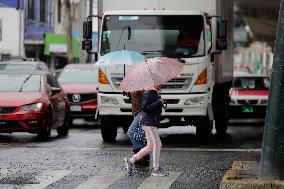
[98, 93, 209, 117]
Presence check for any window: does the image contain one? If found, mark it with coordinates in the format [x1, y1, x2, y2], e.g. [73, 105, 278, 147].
[27, 0, 35, 21]
[40, 0, 46, 23]
[58, 0, 61, 23]
[0, 74, 42, 92]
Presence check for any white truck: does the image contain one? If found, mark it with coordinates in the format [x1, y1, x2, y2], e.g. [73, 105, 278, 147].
[82, 0, 233, 142]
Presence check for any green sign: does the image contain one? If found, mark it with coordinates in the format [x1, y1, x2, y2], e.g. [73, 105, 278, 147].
[242, 106, 254, 113]
[44, 33, 79, 58]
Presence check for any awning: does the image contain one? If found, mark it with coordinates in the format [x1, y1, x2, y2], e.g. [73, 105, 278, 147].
[44, 33, 79, 58]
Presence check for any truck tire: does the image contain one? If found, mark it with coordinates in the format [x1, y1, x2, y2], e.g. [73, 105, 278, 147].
[100, 119, 117, 143]
[195, 115, 213, 141]
[212, 84, 230, 135]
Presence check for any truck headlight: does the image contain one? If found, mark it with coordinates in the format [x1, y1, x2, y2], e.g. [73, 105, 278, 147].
[184, 97, 204, 105]
[101, 96, 119, 105]
[20, 103, 43, 111]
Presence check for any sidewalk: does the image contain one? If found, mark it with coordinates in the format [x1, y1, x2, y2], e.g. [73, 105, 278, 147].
[219, 161, 284, 189]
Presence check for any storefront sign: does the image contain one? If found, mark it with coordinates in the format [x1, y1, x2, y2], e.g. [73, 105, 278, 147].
[49, 44, 67, 53]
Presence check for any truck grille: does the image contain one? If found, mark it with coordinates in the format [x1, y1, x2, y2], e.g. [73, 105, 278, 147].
[0, 106, 16, 114]
[124, 99, 179, 104]
[162, 78, 192, 90]
[237, 100, 259, 105]
[112, 77, 192, 90]
[67, 93, 97, 103]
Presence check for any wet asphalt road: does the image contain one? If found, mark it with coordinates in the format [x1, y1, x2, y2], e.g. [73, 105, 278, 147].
[0, 119, 264, 189]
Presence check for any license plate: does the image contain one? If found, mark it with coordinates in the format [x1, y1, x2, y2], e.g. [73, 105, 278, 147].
[242, 106, 254, 113]
[70, 105, 82, 112]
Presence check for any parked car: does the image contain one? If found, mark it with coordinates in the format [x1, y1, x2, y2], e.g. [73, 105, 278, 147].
[229, 73, 270, 119]
[58, 64, 98, 124]
[0, 70, 70, 140]
[0, 59, 49, 72]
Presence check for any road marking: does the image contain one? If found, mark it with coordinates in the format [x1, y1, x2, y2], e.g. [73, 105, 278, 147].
[23, 170, 72, 189]
[62, 147, 261, 152]
[75, 171, 125, 189]
[138, 172, 181, 189]
[0, 169, 18, 179]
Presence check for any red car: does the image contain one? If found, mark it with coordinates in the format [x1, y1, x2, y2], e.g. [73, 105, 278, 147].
[0, 70, 70, 140]
[229, 73, 270, 119]
[58, 64, 98, 124]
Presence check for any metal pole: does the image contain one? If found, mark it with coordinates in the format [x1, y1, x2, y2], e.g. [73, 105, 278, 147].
[259, 0, 284, 180]
[87, 0, 93, 63]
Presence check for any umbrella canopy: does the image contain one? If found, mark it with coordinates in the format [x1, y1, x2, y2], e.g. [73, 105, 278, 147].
[95, 50, 145, 67]
[119, 57, 184, 92]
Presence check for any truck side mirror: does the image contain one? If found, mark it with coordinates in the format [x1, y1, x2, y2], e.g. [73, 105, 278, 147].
[216, 20, 227, 50]
[82, 39, 92, 51]
[83, 20, 92, 39]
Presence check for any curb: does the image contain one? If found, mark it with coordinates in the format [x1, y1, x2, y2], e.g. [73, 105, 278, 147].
[219, 161, 284, 189]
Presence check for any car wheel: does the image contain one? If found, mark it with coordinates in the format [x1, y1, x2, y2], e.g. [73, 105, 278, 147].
[57, 115, 70, 137]
[100, 119, 117, 143]
[37, 110, 52, 141]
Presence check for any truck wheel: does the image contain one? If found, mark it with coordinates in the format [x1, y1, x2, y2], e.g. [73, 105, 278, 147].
[195, 115, 213, 141]
[213, 84, 229, 136]
[123, 126, 129, 133]
[100, 119, 117, 143]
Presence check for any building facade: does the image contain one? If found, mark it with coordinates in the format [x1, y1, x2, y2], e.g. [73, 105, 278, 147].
[0, 1, 24, 60]
[0, 0, 54, 61]
[0, 0, 86, 68]
[23, 0, 54, 60]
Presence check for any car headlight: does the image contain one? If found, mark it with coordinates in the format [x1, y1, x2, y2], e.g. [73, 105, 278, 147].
[184, 97, 204, 105]
[230, 99, 236, 104]
[20, 103, 43, 111]
[101, 96, 119, 105]
[260, 99, 268, 105]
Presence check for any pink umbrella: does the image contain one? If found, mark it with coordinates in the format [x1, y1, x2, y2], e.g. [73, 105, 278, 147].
[119, 57, 184, 92]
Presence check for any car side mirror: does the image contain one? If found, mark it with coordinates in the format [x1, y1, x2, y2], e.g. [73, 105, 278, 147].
[51, 87, 61, 95]
[216, 20, 227, 50]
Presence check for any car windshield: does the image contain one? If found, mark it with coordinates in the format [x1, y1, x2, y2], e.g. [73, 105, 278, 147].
[101, 15, 205, 58]
[0, 73, 42, 92]
[0, 64, 36, 70]
[58, 67, 98, 83]
[233, 77, 270, 90]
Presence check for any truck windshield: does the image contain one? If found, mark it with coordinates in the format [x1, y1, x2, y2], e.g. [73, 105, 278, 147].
[101, 15, 205, 58]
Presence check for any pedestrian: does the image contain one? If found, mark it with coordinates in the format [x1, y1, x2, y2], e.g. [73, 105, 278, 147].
[126, 91, 150, 166]
[124, 85, 169, 177]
